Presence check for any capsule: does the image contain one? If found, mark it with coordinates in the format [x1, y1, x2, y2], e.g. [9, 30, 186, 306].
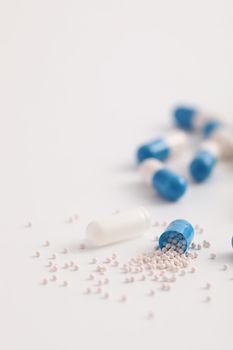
[136, 130, 188, 163]
[210, 127, 233, 158]
[86, 207, 151, 247]
[174, 106, 222, 135]
[159, 219, 194, 253]
[139, 159, 187, 201]
[190, 140, 219, 182]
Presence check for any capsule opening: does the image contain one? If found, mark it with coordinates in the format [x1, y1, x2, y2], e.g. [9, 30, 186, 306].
[159, 231, 188, 253]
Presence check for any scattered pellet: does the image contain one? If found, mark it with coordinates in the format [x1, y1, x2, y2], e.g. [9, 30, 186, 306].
[80, 243, 86, 250]
[146, 312, 154, 320]
[148, 289, 155, 296]
[60, 248, 68, 254]
[221, 264, 228, 271]
[40, 278, 47, 285]
[90, 258, 97, 264]
[204, 296, 211, 303]
[72, 265, 79, 271]
[153, 221, 159, 227]
[88, 274, 95, 280]
[119, 295, 127, 302]
[50, 266, 57, 273]
[62, 262, 69, 269]
[103, 292, 109, 299]
[203, 240, 211, 248]
[33, 251, 40, 258]
[61, 281, 68, 287]
[189, 267, 196, 273]
[139, 275, 146, 281]
[84, 288, 91, 295]
[42, 240, 50, 247]
[204, 283, 211, 290]
[45, 261, 53, 268]
[50, 275, 57, 282]
[66, 217, 73, 224]
[209, 253, 216, 260]
[49, 254, 56, 260]
[74, 213, 79, 220]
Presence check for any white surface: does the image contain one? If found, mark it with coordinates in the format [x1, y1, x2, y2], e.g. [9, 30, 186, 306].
[0, 1, 233, 349]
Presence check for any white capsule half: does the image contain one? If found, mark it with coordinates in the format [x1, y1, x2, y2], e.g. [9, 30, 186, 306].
[86, 207, 151, 247]
[211, 128, 233, 158]
[139, 158, 163, 185]
[200, 140, 221, 159]
[165, 129, 189, 156]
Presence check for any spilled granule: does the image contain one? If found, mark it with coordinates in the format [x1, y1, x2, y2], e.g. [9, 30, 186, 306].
[31, 221, 215, 319]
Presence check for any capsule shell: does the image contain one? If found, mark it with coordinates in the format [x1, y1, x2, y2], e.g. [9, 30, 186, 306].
[159, 219, 194, 253]
[137, 138, 170, 162]
[190, 150, 217, 182]
[137, 131, 188, 163]
[152, 169, 187, 201]
[203, 121, 222, 137]
[86, 207, 151, 247]
[174, 107, 197, 130]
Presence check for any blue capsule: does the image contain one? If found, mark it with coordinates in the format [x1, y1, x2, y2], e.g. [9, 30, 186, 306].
[159, 219, 194, 253]
[137, 131, 188, 163]
[139, 159, 187, 201]
[152, 168, 187, 201]
[202, 120, 222, 137]
[137, 138, 170, 162]
[174, 106, 197, 130]
[190, 150, 217, 182]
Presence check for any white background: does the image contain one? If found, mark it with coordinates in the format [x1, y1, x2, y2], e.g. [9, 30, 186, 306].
[0, 1, 233, 349]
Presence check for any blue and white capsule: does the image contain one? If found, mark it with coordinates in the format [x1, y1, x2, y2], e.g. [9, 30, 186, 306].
[137, 130, 188, 163]
[159, 219, 194, 253]
[190, 140, 220, 182]
[174, 106, 222, 136]
[139, 159, 187, 201]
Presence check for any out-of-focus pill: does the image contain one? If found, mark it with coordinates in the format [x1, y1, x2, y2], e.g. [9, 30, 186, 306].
[136, 130, 188, 163]
[139, 159, 187, 201]
[86, 207, 151, 247]
[190, 140, 219, 182]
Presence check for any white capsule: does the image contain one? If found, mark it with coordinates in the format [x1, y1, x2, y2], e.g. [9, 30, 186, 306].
[86, 207, 151, 247]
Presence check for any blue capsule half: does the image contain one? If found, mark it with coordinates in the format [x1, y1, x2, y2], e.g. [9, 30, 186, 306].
[174, 106, 197, 130]
[159, 219, 194, 253]
[152, 168, 187, 201]
[202, 120, 222, 137]
[137, 138, 170, 163]
[190, 150, 217, 182]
